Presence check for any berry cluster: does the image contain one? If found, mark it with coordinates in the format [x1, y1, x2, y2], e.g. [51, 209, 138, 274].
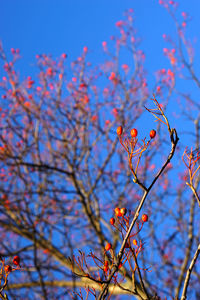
[116, 126, 157, 186]
[0, 255, 21, 296]
[117, 126, 156, 140]
[106, 208, 149, 274]
[4, 255, 21, 275]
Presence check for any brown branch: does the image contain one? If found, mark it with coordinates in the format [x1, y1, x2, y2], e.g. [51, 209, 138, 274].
[6, 278, 137, 296]
[180, 243, 200, 300]
[131, 248, 149, 298]
[186, 182, 200, 207]
[98, 126, 179, 299]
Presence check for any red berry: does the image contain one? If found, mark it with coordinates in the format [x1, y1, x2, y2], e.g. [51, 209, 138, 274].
[132, 239, 137, 246]
[104, 266, 108, 272]
[13, 255, 20, 266]
[103, 260, 109, 272]
[2, 194, 7, 200]
[118, 263, 122, 269]
[103, 265, 109, 272]
[116, 126, 123, 136]
[109, 72, 116, 81]
[120, 208, 127, 216]
[104, 260, 108, 267]
[150, 130, 156, 139]
[110, 217, 115, 225]
[114, 207, 122, 217]
[24, 101, 30, 108]
[142, 214, 148, 222]
[61, 53, 67, 59]
[4, 265, 12, 273]
[105, 243, 112, 251]
[130, 128, 138, 138]
[79, 83, 87, 88]
[47, 68, 53, 76]
[83, 46, 88, 53]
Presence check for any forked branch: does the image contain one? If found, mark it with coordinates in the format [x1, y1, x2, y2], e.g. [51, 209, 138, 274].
[98, 98, 179, 300]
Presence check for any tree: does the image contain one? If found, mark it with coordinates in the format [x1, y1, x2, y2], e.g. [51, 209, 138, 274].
[0, 1, 200, 299]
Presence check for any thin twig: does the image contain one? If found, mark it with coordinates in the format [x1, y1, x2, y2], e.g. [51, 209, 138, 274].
[180, 243, 200, 300]
[98, 127, 179, 299]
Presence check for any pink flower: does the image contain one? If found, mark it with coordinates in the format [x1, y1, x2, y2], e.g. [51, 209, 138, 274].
[122, 64, 129, 70]
[115, 20, 123, 27]
[182, 12, 187, 18]
[109, 72, 116, 80]
[61, 53, 67, 59]
[83, 46, 88, 53]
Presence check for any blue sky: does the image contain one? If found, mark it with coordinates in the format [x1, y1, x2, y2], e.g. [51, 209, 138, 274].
[1, 0, 200, 151]
[1, 2, 200, 298]
[1, 0, 200, 75]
